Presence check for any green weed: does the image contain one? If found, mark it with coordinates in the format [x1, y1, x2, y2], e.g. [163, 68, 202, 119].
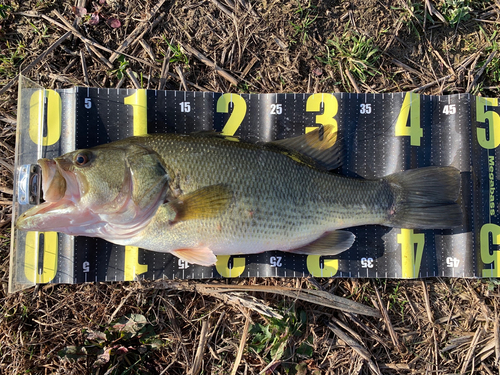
[109, 55, 129, 80]
[249, 305, 314, 372]
[318, 32, 381, 85]
[479, 27, 500, 84]
[58, 313, 165, 375]
[0, 40, 26, 79]
[290, 0, 318, 44]
[0, 4, 12, 19]
[165, 40, 189, 66]
[439, 0, 473, 27]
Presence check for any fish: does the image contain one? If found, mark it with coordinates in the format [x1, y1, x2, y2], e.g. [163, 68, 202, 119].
[16, 126, 462, 266]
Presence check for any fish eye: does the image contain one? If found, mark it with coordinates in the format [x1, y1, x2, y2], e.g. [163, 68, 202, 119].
[74, 152, 92, 166]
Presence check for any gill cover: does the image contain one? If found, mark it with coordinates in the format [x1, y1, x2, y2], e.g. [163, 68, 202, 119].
[17, 142, 170, 240]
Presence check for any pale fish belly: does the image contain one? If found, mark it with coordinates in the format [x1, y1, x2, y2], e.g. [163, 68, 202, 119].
[131, 201, 333, 256]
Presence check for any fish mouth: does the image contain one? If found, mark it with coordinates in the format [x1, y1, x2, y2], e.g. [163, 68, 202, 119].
[16, 158, 86, 232]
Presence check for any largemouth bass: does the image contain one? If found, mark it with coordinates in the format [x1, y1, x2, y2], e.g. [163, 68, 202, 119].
[17, 126, 462, 266]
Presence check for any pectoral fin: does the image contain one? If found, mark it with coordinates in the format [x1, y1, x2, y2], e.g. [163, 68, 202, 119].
[172, 247, 217, 266]
[168, 184, 232, 222]
[288, 230, 355, 255]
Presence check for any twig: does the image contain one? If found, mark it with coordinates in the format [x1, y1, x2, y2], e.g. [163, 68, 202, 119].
[467, 50, 498, 92]
[327, 321, 381, 375]
[109, 0, 167, 62]
[0, 186, 13, 195]
[230, 316, 250, 375]
[126, 68, 141, 89]
[0, 31, 71, 96]
[152, 280, 381, 317]
[391, 58, 423, 76]
[461, 326, 484, 373]
[158, 56, 169, 90]
[175, 65, 188, 91]
[494, 301, 499, 368]
[412, 74, 453, 92]
[373, 281, 401, 350]
[182, 44, 239, 86]
[36, 12, 159, 69]
[209, 0, 234, 17]
[345, 69, 361, 93]
[80, 49, 89, 85]
[53, 11, 113, 69]
[139, 39, 156, 61]
[190, 319, 209, 375]
[108, 290, 134, 323]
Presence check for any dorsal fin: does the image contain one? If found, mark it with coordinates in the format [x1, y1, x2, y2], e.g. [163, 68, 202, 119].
[269, 125, 344, 170]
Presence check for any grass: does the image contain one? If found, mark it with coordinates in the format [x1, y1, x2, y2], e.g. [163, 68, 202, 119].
[318, 31, 381, 90]
[290, 0, 318, 44]
[0, 0, 500, 374]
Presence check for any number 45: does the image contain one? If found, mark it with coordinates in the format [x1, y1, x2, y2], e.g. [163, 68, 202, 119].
[443, 104, 456, 115]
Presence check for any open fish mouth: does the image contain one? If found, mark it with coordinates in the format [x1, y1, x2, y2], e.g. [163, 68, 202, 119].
[16, 158, 84, 232]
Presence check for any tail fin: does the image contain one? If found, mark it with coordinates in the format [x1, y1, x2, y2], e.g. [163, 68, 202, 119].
[385, 166, 462, 229]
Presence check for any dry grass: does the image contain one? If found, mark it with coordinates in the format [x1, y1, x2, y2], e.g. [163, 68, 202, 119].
[0, 0, 500, 373]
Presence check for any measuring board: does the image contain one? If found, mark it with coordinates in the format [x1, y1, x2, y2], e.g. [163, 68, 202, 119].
[9, 76, 500, 292]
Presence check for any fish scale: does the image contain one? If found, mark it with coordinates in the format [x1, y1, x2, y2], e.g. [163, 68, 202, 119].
[133, 134, 396, 254]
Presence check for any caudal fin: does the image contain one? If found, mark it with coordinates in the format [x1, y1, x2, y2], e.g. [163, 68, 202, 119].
[385, 166, 462, 229]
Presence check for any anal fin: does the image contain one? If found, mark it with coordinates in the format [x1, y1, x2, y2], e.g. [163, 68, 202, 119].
[172, 247, 217, 266]
[287, 230, 355, 256]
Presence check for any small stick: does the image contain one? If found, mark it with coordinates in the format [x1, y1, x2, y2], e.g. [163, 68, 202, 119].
[175, 65, 188, 91]
[0, 186, 13, 195]
[209, 0, 234, 17]
[40, 12, 159, 69]
[391, 58, 423, 76]
[373, 281, 401, 350]
[53, 11, 113, 69]
[109, 0, 167, 62]
[412, 74, 453, 92]
[182, 44, 239, 86]
[345, 69, 361, 93]
[80, 49, 89, 85]
[0, 31, 71, 96]
[461, 326, 484, 373]
[126, 68, 141, 89]
[190, 319, 210, 375]
[467, 50, 498, 92]
[230, 316, 251, 375]
[158, 57, 169, 90]
[139, 39, 156, 61]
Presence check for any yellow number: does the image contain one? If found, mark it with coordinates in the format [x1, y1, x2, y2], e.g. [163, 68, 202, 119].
[397, 229, 424, 278]
[476, 97, 500, 149]
[215, 255, 245, 277]
[395, 92, 422, 146]
[124, 89, 149, 279]
[29, 89, 61, 146]
[217, 93, 247, 136]
[24, 231, 58, 283]
[305, 93, 338, 143]
[306, 255, 338, 277]
[480, 223, 500, 277]
[124, 246, 148, 281]
[124, 89, 148, 136]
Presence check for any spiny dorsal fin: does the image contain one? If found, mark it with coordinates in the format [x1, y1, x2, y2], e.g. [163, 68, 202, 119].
[269, 125, 344, 170]
[168, 184, 232, 222]
[287, 230, 355, 255]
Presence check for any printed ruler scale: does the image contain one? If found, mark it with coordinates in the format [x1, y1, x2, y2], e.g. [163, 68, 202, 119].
[9, 76, 500, 292]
